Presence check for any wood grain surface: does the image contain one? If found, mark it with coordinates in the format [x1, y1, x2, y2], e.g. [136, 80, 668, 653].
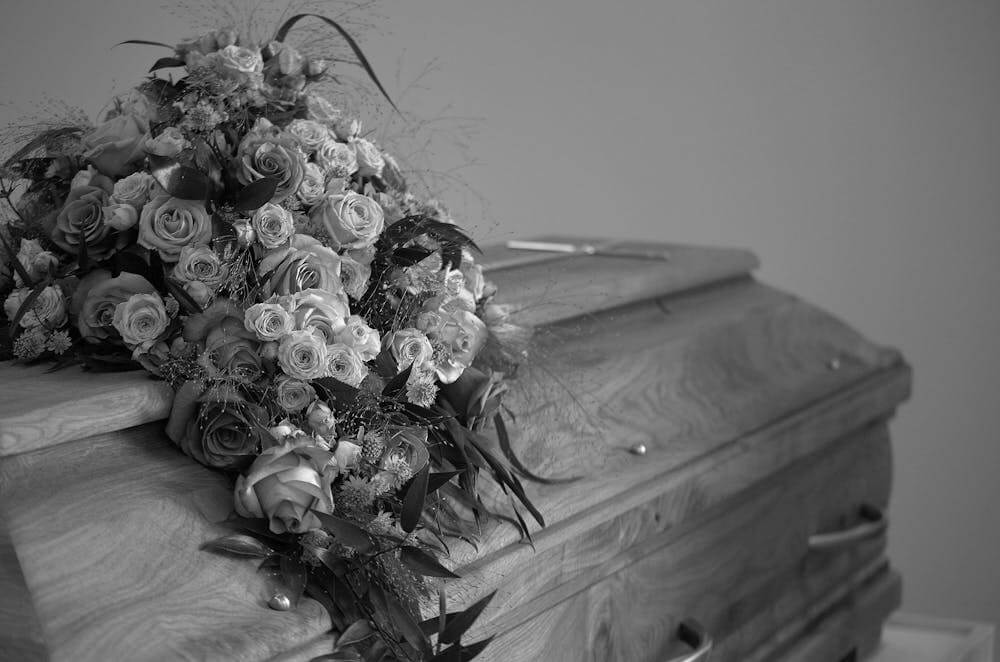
[0, 239, 909, 661]
[467, 423, 894, 661]
[0, 425, 331, 662]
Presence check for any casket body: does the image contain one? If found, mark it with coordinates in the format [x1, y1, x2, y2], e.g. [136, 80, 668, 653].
[0, 238, 910, 662]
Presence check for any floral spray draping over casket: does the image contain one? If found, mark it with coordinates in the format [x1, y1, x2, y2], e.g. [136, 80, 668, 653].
[0, 14, 542, 662]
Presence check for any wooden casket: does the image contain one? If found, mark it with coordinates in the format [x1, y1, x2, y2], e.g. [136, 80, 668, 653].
[0, 237, 911, 662]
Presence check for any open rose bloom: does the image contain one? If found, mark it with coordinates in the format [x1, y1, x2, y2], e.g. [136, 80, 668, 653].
[0, 18, 537, 659]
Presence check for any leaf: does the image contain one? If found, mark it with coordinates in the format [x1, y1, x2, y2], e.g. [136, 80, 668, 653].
[420, 611, 460, 636]
[334, 619, 374, 649]
[399, 546, 460, 579]
[233, 177, 279, 211]
[200, 534, 274, 558]
[381, 364, 412, 398]
[149, 57, 185, 72]
[0, 229, 33, 288]
[439, 591, 496, 645]
[313, 377, 360, 407]
[148, 154, 211, 201]
[115, 39, 175, 50]
[493, 413, 579, 485]
[273, 14, 400, 114]
[391, 246, 433, 267]
[1, 127, 83, 175]
[310, 653, 362, 662]
[382, 590, 431, 658]
[429, 646, 462, 662]
[427, 470, 463, 494]
[401, 464, 429, 534]
[457, 636, 495, 660]
[163, 273, 204, 315]
[311, 510, 375, 554]
[8, 282, 46, 339]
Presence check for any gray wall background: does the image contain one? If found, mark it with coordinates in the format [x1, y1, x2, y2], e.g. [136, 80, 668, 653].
[2, 0, 998, 637]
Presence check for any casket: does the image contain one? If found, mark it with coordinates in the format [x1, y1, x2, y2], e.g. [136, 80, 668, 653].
[0, 237, 911, 662]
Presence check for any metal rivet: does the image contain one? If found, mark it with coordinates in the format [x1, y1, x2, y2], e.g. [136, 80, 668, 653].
[629, 443, 647, 456]
[268, 593, 292, 611]
[827, 357, 842, 371]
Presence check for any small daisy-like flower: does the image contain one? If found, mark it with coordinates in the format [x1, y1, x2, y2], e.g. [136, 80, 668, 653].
[46, 329, 72, 355]
[300, 530, 334, 566]
[405, 369, 438, 408]
[13, 329, 48, 360]
[338, 475, 376, 516]
[163, 296, 180, 318]
[367, 511, 395, 535]
[380, 454, 413, 491]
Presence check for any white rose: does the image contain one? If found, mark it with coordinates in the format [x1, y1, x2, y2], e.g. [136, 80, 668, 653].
[334, 315, 380, 362]
[306, 401, 337, 440]
[333, 439, 362, 471]
[278, 329, 329, 380]
[310, 192, 384, 250]
[325, 343, 368, 386]
[244, 301, 295, 341]
[70, 166, 99, 189]
[332, 116, 360, 141]
[274, 375, 317, 413]
[112, 292, 169, 355]
[252, 203, 295, 249]
[215, 45, 264, 87]
[286, 119, 331, 154]
[338, 253, 371, 299]
[386, 328, 434, 373]
[103, 203, 139, 231]
[110, 172, 155, 210]
[173, 245, 228, 287]
[352, 138, 384, 178]
[144, 126, 189, 158]
[15, 239, 58, 285]
[303, 93, 342, 124]
[314, 139, 357, 178]
[4, 285, 67, 329]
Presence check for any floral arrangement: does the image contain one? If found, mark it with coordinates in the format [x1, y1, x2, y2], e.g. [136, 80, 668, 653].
[0, 14, 541, 662]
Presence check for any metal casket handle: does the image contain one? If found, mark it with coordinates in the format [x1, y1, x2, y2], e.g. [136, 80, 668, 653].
[808, 503, 887, 552]
[664, 619, 713, 662]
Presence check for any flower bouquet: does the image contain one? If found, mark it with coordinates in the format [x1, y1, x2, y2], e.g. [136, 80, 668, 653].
[0, 14, 540, 662]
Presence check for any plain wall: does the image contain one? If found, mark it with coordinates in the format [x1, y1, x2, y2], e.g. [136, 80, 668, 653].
[2, 0, 998, 636]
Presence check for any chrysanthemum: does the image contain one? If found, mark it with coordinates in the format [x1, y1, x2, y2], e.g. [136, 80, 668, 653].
[46, 329, 72, 355]
[13, 329, 47, 360]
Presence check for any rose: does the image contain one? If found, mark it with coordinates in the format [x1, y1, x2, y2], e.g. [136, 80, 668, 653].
[83, 113, 149, 177]
[303, 93, 342, 124]
[335, 315, 380, 362]
[215, 44, 264, 88]
[278, 329, 329, 380]
[290, 288, 349, 344]
[386, 328, 434, 373]
[257, 234, 343, 297]
[274, 375, 316, 412]
[234, 439, 337, 534]
[244, 301, 295, 341]
[236, 119, 306, 203]
[333, 439, 361, 471]
[286, 119, 331, 154]
[325, 343, 369, 387]
[338, 253, 371, 300]
[184, 300, 262, 383]
[460, 252, 487, 301]
[173, 388, 266, 471]
[352, 139, 385, 178]
[70, 166, 99, 190]
[252, 203, 295, 249]
[296, 162, 327, 208]
[15, 239, 58, 285]
[306, 401, 337, 440]
[112, 292, 169, 355]
[184, 281, 213, 308]
[138, 193, 213, 262]
[110, 172, 155, 210]
[232, 219, 256, 247]
[173, 245, 228, 287]
[71, 270, 157, 342]
[417, 300, 487, 384]
[4, 285, 67, 329]
[51, 185, 130, 261]
[332, 116, 360, 141]
[144, 126, 189, 158]
[314, 139, 357, 178]
[103, 203, 138, 231]
[311, 192, 384, 250]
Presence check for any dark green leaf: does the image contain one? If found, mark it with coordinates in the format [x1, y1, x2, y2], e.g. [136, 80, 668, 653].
[429, 646, 462, 662]
[401, 464, 429, 534]
[233, 177, 279, 211]
[420, 611, 460, 637]
[381, 364, 412, 398]
[311, 510, 375, 554]
[1, 127, 83, 175]
[310, 653, 362, 662]
[440, 591, 496, 645]
[8, 282, 46, 339]
[493, 413, 579, 485]
[279, 555, 307, 604]
[149, 57, 185, 72]
[115, 39, 175, 50]
[457, 636, 495, 660]
[391, 246, 433, 267]
[200, 534, 274, 558]
[427, 470, 463, 494]
[382, 590, 431, 658]
[164, 273, 204, 314]
[399, 546, 459, 579]
[334, 619, 374, 649]
[148, 154, 211, 201]
[313, 377, 360, 407]
[273, 14, 400, 114]
[0, 230, 33, 288]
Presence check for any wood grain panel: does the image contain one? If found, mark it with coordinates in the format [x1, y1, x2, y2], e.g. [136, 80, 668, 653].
[0, 426, 331, 662]
[465, 423, 894, 661]
[0, 513, 48, 661]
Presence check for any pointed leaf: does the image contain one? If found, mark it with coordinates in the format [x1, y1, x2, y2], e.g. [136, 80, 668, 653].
[164, 273, 204, 315]
[149, 57, 186, 72]
[493, 413, 579, 485]
[381, 364, 412, 398]
[311, 510, 375, 554]
[334, 619, 374, 649]
[383, 590, 431, 658]
[148, 154, 211, 201]
[200, 534, 274, 558]
[115, 39, 174, 50]
[233, 177, 279, 211]
[429, 645, 462, 662]
[313, 377, 360, 407]
[427, 470, 463, 494]
[401, 464, 429, 534]
[8, 282, 47, 339]
[280, 554, 307, 604]
[0, 230, 33, 287]
[399, 546, 459, 579]
[457, 636, 495, 660]
[439, 591, 496, 645]
[273, 14, 400, 113]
